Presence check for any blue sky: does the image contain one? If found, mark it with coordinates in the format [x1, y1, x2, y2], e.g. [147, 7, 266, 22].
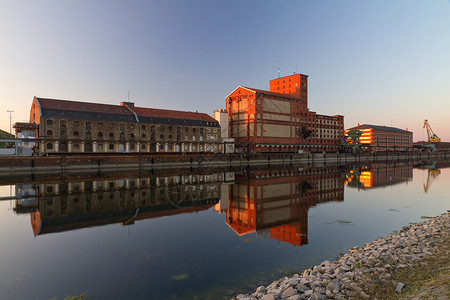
[1, 0, 449, 141]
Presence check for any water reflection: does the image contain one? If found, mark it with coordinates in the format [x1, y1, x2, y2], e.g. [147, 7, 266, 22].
[222, 166, 344, 247]
[14, 172, 230, 236]
[1, 161, 449, 299]
[344, 162, 413, 189]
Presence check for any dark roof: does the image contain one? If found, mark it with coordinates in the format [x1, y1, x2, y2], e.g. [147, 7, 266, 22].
[133, 106, 217, 123]
[347, 124, 412, 134]
[35, 97, 217, 125]
[37, 97, 131, 115]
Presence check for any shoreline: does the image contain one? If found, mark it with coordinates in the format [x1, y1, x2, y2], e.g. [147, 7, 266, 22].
[0, 151, 449, 175]
[233, 211, 449, 300]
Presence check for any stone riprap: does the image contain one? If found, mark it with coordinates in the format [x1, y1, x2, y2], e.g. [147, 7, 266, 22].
[232, 212, 449, 300]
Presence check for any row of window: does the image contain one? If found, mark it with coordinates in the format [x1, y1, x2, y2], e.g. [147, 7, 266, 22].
[45, 129, 218, 142]
[45, 119, 218, 133]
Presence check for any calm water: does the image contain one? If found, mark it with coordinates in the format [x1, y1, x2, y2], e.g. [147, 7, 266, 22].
[0, 161, 449, 300]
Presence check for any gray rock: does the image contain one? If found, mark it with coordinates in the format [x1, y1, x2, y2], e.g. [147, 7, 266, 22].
[261, 294, 276, 300]
[395, 282, 405, 292]
[282, 287, 296, 297]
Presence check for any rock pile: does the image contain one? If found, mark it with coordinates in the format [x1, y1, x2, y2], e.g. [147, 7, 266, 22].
[232, 212, 449, 300]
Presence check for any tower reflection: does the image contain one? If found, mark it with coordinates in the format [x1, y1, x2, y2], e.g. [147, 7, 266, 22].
[224, 167, 345, 246]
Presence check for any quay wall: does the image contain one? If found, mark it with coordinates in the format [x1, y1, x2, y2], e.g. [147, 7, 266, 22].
[0, 151, 449, 175]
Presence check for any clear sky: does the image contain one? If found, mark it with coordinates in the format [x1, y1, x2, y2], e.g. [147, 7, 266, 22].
[1, 0, 449, 142]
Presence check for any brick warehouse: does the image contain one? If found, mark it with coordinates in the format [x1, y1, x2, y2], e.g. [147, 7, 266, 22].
[346, 124, 413, 152]
[29, 97, 221, 155]
[226, 73, 344, 153]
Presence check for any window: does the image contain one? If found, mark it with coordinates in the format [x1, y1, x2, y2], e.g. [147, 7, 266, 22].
[47, 130, 53, 136]
[168, 126, 172, 131]
[74, 120, 79, 127]
[109, 143, 114, 150]
[74, 143, 80, 150]
[46, 143, 53, 150]
[141, 133, 146, 139]
[86, 131, 91, 140]
[60, 120, 66, 128]
[46, 119, 53, 126]
[98, 132, 103, 138]
[151, 126, 155, 133]
[168, 134, 172, 139]
[60, 130, 67, 139]
[131, 124, 135, 129]
[141, 144, 146, 150]
[73, 131, 79, 137]
[177, 127, 180, 133]
[86, 122, 91, 130]
[160, 134, 164, 139]
[120, 132, 125, 140]
[109, 132, 114, 139]
[160, 126, 164, 131]
[141, 125, 145, 130]
[200, 128, 204, 134]
[130, 143, 135, 150]
[193, 128, 196, 133]
[185, 127, 188, 132]
[120, 124, 124, 131]
[97, 143, 103, 151]
[130, 133, 135, 139]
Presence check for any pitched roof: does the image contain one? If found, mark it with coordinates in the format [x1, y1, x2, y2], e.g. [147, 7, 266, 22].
[36, 97, 131, 115]
[132, 106, 217, 123]
[35, 97, 217, 124]
[347, 124, 412, 134]
[226, 86, 300, 100]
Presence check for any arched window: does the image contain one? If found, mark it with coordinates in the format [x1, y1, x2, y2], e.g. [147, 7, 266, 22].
[109, 143, 114, 150]
[60, 130, 67, 139]
[46, 143, 53, 149]
[47, 130, 53, 136]
[98, 132, 103, 139]
[130, 133, 135, 139]
[160, 134, 164, 139]
[151, 126, 155, 133]
[46, 119, 53, 126]
[109, 132, 114, 139]
[86, 131, 92, 140]
[141, 133, 146, 139]
[119, 132, 125, 140]
[86, 122, 92, 130]
[60, 120, 66, 128]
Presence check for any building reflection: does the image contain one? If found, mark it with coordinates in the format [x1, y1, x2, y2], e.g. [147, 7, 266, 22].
[14, 172, 228, 236]
[344, 162, 413, 189]
[222, 167, 345, 247]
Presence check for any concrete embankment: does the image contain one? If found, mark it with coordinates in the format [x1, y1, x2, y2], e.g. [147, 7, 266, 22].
[0, 151, 448, 175]
[233, 212, 449, 300]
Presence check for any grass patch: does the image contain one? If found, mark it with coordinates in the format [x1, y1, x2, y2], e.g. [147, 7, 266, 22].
[357, 229, 449, 299]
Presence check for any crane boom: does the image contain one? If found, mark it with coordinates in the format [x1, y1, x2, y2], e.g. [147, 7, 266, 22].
[423, 120, 440, 143]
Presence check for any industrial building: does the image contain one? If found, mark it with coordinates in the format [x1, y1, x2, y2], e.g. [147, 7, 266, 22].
[345, 124, 413, 152]
[226, 73, 344, 153]
[28, 97, 222, 155]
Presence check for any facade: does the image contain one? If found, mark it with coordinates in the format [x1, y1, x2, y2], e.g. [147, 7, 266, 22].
[29, 97, 221, 155]
[345, 124, 413, 152]
[226, 74, 344, 153]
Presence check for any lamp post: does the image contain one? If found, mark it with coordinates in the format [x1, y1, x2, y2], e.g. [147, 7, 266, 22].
[7, 110, 14, 138]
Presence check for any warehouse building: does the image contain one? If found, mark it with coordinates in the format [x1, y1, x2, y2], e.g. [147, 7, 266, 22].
[345, 124, 413, 152]
[226, 73, 344, 153]
[29, 97, 221, 155]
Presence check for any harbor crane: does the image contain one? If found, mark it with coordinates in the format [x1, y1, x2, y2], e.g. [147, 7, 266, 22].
[423, 120, 440, 143]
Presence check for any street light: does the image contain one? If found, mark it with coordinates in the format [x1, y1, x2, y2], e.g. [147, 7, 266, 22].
[7, 110, 14, 138]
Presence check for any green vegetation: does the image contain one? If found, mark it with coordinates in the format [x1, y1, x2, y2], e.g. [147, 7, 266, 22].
[172, 273, 190, 281]
[0, 129, 13, 148]
[49, 292, 89, 300]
